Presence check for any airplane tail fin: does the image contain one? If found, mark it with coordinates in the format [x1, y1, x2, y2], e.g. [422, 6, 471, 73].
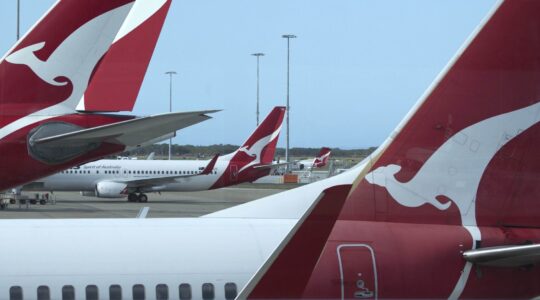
[0, 0, 135, 124]
[226, 106, 285, 166]
[313, 147, 331, 168]
[77, 0, 172, 112]
[342, 0, 540, 228]
[207, 1, 540, 231]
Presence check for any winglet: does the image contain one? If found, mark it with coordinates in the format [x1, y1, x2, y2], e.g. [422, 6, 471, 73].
[201, 154, 219, 175]
[238, 184, 352, 299]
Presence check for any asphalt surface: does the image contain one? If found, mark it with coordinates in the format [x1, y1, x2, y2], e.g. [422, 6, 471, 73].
[0, 184, 298, 219]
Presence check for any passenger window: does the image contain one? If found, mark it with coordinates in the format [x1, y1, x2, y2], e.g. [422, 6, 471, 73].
[109, 285, 122, 300]
[9, 286, 23, 300]
[155, 284, 168, 300]
[86, 285, 98, 300]
[225, 282, 238, 300]
[202, 283, 214, 300]
[133, 284, 145, 300]
[224, 283, 237, 300]
[62, 285, 75, 300]
[179, 284, 191, 300]
[37, 286, 50, 300]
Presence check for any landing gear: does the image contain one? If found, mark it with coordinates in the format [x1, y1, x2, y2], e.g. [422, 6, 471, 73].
[127, 193, 138, 202]
[128, 193, 148, 203]
[138, 194, 148, 203]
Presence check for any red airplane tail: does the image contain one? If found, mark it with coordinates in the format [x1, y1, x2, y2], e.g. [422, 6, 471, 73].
[211, 106, 285, 187]
[230, 106, 285, 166]
[313, 147, 331, 168]
[79, 0, 172, 112]
[0, 0, 135, 126]
[341, 0, 540, 229]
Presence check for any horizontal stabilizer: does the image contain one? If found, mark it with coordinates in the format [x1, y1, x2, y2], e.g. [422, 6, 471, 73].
[31, 110, 218, 147]
[463, 244, 540, 267]
[253, 161, 291, 169]
[201, 154, 219, 175]
[238, 184, 352, 299]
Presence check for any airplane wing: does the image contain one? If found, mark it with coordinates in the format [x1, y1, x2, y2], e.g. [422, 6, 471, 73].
[118, 154, 220, 188]
[30, 110, 219, 148]
[253, 161, 292, 170]
[463, 244, 540, 267]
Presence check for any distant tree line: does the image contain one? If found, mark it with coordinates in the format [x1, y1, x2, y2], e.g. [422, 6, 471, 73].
[117, 144, 376, 159]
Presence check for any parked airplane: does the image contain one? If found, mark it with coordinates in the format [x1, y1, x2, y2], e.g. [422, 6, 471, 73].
[26, 107, 286, 202]
[0, 0, 214, 192]
[2, 1, 540, 299]
[293, 147, 331, 170]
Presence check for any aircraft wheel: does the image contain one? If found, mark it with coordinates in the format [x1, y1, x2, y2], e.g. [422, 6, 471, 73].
[39, 199, 47, 205]
[30, 199, 37, 205]
[138, 194, 148, 203]
[127, 193, 138, 202]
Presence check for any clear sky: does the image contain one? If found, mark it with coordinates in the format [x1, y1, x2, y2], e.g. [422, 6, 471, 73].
[0, 0, 496, 149]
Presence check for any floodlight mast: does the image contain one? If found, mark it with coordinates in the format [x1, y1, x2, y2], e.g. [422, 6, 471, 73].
[165, 71, 177, 160]
[251, 53, 265, 126]
[282, 34, 296, 173]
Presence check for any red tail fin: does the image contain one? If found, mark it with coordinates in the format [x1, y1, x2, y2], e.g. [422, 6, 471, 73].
[211, 107, 285, 188]
[313, 147, 331, 168]
[0, 0, 134, 127]
[78, 0, 172, 112]
[232, 106, 285, 166]
[343, 0, 540, 228]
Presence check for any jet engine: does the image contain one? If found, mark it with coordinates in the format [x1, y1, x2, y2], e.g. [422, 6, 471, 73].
[95, 182, 127, 198]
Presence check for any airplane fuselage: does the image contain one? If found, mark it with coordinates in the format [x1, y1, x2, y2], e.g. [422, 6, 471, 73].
[26, 158, 269, 196]
[2, 218, 539, 300]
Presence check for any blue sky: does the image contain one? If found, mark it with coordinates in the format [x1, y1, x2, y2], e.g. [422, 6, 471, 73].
[0, 0, 496, 149]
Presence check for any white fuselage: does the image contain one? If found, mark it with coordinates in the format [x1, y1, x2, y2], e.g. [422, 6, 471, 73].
[29, 158, 231, 194]
[1, 164, 362, 300]
[0, 218, 293, 300]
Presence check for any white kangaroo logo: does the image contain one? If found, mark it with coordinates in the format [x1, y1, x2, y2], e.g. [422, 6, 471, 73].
[6, 42, 68, 87]
[4, 3, 133, 114]
[237, 124, 283, 173]
[0, 3, 133, 142]
[366, 101, 540, 226]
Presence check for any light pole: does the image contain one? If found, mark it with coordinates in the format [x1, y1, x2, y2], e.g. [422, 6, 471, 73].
[282, 34, 296, 172]
[17, 0, 20, 40]
[251, 53, 265, 126]
[165, 71, 177, 160]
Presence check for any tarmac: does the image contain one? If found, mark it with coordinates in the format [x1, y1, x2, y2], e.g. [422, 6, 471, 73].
[0, 184, 298, 219]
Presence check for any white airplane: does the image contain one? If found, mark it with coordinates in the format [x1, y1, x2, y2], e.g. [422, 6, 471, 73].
[292, 147, 331, 170]
[3, 1, 540, 300]
[25, 107, 286, 202]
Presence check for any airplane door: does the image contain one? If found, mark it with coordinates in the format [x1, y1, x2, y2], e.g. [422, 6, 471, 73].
[337, 244, 378, 300]
[229, 164, 238, 182]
